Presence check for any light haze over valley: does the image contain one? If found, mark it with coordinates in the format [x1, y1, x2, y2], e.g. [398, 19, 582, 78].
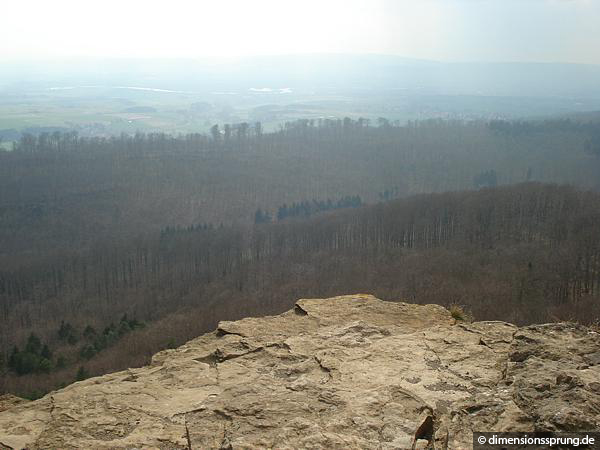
[2, 0, 600, 138]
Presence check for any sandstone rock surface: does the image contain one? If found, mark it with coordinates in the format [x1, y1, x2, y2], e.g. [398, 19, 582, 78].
[1, 294, 599, 449]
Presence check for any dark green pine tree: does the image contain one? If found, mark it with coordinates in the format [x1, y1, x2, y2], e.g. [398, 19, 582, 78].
[76, 366, 88, 381]
[8, 346, 19, 371]
[254, 208, 264, 224]
[25, 333, 42, 355]
[41, 344, 52, 360]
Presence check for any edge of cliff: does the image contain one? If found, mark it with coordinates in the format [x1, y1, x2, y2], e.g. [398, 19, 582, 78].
[1, 294, 599, 449]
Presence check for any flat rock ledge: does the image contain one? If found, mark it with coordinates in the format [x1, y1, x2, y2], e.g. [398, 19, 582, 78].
[1, 294, 599, 449]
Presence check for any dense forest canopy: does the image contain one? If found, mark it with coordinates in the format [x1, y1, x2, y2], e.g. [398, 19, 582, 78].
[1, 118, 599, 258]
[1, 117, 600, 398]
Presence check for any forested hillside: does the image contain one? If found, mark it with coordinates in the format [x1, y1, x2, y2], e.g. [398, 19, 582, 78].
[1, 118, 599, 260]
[1, 181, 600, 398]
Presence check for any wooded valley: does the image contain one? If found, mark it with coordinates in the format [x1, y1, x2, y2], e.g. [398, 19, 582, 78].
[1, 118, 600, 398]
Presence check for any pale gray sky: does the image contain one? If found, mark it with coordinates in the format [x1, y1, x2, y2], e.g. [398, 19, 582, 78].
[1, 0, 599, 64]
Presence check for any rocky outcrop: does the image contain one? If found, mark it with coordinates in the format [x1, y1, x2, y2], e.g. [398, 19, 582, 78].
[0, 396, 26, 414]
[1, 294, 599, 449]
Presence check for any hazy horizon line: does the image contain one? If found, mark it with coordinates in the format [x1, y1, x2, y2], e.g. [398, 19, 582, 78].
[2, 53, 600, 68]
